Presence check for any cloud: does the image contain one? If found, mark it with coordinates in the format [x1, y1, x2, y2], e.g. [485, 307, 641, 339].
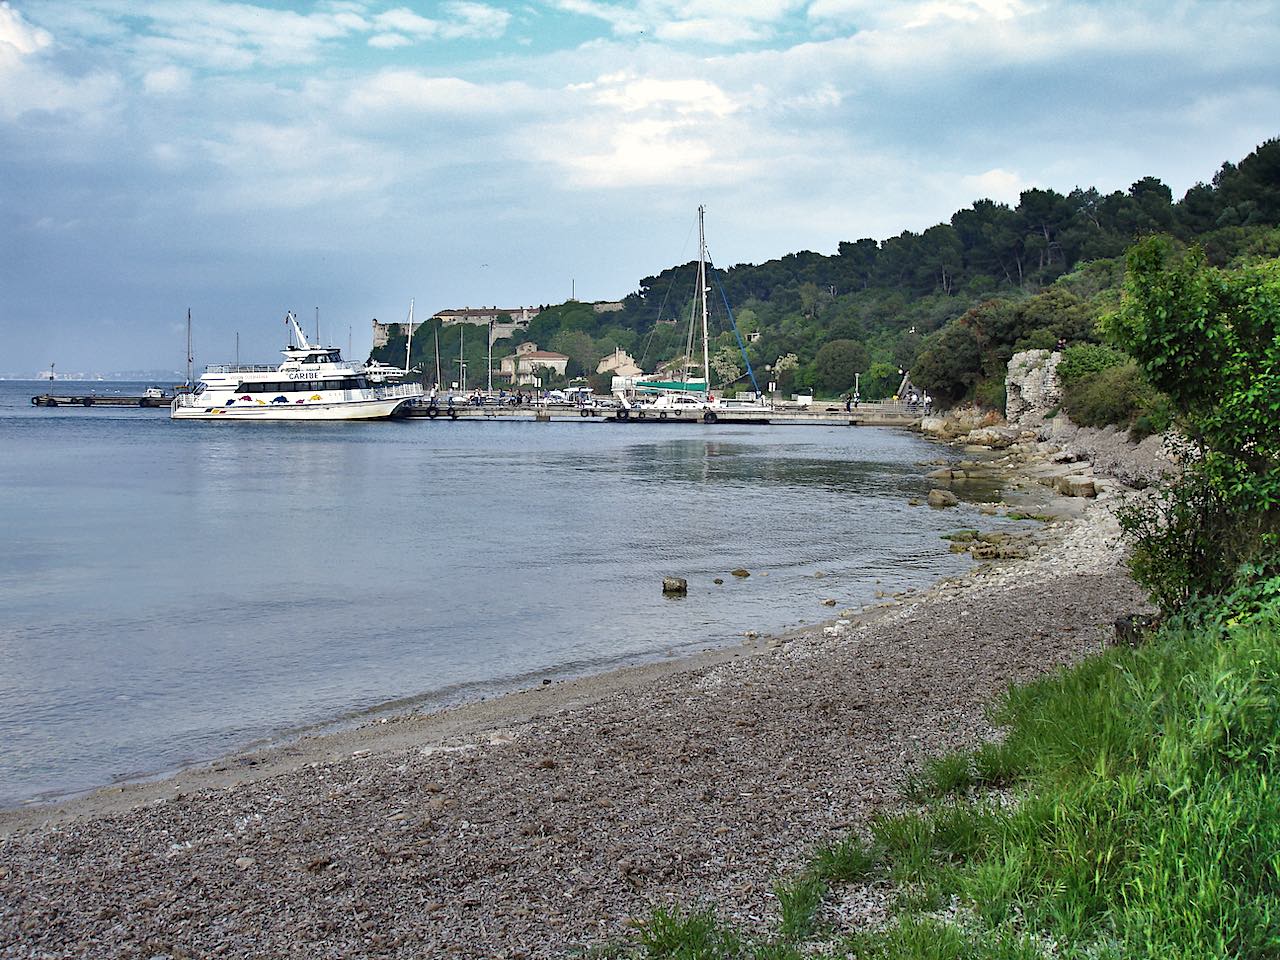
[960, 168, 1030, 205]
[368, 32, 413, 49]
[586, 72, 738, 116]
[341, 70, 536, 116]
[537, 70, 753, 188]
[0, 2, 120, 121]
[808, 0, 1030, 30]
[142, 64, 191, 95]
[549, 0, 804, 44]
[198, 119, 395, 212]
[0, 1, 51, 54]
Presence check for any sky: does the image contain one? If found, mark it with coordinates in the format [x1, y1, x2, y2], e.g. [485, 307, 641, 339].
[1, 0, 1278, 375]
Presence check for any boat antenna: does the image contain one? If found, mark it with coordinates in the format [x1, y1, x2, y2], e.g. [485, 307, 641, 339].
[405, 298, 415, 372]
[315, 306, 320, 346]
[286, 311, 311, 350]
[235, 331, 239, 367]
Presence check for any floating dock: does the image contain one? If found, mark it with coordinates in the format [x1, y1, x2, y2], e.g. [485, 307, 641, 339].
[31, 393, 173, 408]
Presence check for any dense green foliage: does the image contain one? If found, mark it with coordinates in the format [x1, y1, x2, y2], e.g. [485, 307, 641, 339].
[1102, 237, 1280, 608]
[372, 140, 1280, 402]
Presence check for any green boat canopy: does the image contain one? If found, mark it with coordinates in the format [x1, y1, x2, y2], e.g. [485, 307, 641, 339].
[635, 380, 709, 394]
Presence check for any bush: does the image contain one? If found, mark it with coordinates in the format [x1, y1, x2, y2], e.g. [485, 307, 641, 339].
[1055, 343, 1128, 386]
[1105, 238, 1280, 604]
[1119, 476, 1280, 612]
[974, 377, 1006, 412]
[1060, 361, 1153, 428]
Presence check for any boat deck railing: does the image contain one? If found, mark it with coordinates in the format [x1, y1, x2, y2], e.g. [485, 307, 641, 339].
[204, 364, 278, 374]
[373, 383, 424, 399]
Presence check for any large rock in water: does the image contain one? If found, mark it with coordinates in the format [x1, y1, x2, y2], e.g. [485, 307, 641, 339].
[927, 488, 959, 508]
[1006, 350, 1063, 427]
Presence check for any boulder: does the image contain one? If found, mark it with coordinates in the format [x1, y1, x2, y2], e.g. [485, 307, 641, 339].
[926, 488, 959, 508]
[919, 416, 949, 437]
[964, 426, 1019, 449]
[662, 577, 688, 594]
[1055, 474, 1097, 498]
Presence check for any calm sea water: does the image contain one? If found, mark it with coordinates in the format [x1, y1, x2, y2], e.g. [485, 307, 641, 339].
[0, 380, 991, 806]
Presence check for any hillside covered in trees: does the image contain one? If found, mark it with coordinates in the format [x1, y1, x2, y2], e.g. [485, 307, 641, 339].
[373, 139, 1280, 411]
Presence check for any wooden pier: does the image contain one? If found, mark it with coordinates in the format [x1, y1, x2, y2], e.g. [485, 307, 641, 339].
[402, 400, 924, 428]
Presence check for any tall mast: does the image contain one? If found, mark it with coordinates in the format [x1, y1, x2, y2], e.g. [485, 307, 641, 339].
[486, 319, 493, 392]
[186, 308, 193, 385]
[698, 205, 710, 392]
[405, 298, 415, 372]
[434, 324, 441, 388]
[458, 325, 465, 390]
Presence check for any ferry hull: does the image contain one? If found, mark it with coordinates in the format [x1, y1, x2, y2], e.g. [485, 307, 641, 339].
[171, 396, 415, 421]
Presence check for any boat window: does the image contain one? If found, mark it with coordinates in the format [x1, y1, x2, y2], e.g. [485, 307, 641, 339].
[193, 382, 206, 396]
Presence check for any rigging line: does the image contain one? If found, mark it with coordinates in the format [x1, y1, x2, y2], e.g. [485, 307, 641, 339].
[709, 264, 761, 396]
[638, 215, 699, 370]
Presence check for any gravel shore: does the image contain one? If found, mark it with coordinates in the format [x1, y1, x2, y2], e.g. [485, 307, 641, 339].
[1, 475, 1148, 958]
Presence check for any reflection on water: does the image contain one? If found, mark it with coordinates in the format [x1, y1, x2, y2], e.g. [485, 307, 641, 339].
[0, 383, 991, 806]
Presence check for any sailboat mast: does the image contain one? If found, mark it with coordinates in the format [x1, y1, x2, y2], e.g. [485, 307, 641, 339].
[698, 205, 710, 392]
[186, 308, 193, 385]
[434, 325, 441, 388]
[405, 298, 415, 372]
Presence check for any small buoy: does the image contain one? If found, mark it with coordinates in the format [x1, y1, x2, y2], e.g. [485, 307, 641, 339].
[662, 576, 687, 594]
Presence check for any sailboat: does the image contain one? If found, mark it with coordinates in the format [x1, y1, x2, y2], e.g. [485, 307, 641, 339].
[364, 299, 419, 384]
[617, 206, 771, 423]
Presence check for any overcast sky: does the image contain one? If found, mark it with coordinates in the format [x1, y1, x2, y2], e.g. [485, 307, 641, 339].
[1, 0, 1277, 374]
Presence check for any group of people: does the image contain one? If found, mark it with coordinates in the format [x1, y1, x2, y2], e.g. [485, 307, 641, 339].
[425, 388, 534, 409]
[841, 391, 932, 412]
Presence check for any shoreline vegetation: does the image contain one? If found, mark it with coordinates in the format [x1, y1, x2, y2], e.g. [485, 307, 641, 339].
[0, 426, 1154, 957]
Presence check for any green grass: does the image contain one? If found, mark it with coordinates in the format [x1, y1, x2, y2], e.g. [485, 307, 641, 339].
[609, 597, 1280, 960]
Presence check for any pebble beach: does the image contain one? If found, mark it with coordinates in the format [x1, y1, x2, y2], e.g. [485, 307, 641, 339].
[0, 444, 1152, 959]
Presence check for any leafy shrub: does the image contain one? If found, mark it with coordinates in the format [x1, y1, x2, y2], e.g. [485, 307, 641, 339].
[1105, 238, 1280, 604]
[1055, 343, 1128, 386]
[973, 377, 1006, 412]
[1060, 361, 1153, 428]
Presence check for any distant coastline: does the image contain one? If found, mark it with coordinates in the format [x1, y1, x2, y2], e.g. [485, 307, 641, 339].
[0, 373, 184, 382]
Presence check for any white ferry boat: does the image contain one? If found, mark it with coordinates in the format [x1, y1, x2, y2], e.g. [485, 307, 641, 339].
[171, 313, 423, 421]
